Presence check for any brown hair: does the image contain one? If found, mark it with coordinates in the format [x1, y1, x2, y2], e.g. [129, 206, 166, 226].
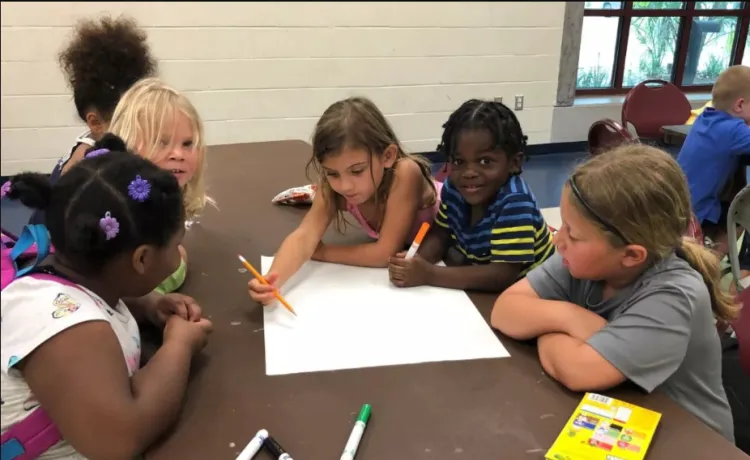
[306, 97, 435, 232]
[565, 144, 739, 322]
[712, 65, 750, 112]
[59, 14, 157, 122]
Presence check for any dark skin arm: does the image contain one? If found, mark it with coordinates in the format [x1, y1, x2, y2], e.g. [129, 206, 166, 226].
[416, 224, 450, 264]
[19, 319, 202, 459]
[124, 291, 159, 325]
[423, 260, 523, 292]
[124, 291, 203, 329]
[60, 143, 89, 175]
[389, 224, 524, 292]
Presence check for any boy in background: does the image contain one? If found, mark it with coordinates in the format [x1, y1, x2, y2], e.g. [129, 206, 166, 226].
[678, 65, 750, 248]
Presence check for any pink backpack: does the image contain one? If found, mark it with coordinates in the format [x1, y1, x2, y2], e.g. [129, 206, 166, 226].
[1, 224, 64, 459]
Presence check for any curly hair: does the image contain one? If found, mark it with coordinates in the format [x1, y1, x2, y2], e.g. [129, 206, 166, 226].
[59, 14, 157, 123]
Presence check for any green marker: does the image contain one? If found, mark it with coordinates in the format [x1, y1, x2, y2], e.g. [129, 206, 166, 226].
[340, 404, 371, 460]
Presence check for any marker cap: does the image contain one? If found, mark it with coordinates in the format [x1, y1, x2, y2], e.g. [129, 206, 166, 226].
[357, 404, 371, 424]
[414, 222, 430, 243]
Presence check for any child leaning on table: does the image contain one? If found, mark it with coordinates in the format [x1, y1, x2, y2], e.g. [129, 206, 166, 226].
[248, 96, 440, 305]
[28, 13, 157, 226]
[677, 65, 750, 247]
[1, 135, 212, 459]
[491, 144, 737, 443]
[107, 77, 213, 294]
[388, 99, 555, 292]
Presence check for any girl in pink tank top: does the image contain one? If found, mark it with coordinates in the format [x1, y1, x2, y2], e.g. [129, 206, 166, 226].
[248, 97, 442, 306]
[347, 180, 443, 242]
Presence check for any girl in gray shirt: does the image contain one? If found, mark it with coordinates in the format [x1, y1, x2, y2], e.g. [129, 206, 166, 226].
[491, 144, 737, 443]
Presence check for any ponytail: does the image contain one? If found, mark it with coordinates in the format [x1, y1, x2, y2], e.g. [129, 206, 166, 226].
[676, 238, 740, 322]
[5, 173, 52, 210]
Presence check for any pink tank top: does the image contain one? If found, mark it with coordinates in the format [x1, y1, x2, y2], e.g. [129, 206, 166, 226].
[346, 180, 443, 242]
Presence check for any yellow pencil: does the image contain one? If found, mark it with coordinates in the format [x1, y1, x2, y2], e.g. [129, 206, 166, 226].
[238, 254, 297, 316]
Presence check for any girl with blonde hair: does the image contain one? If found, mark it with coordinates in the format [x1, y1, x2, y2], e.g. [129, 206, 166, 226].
[109, 77, 209, 222]
[491, 144, 738, 443]
[107, 77, 211, 293]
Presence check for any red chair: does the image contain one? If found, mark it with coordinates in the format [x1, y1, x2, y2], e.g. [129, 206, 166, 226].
[621, 80, 692, 140]
[587, 118, 636, 156]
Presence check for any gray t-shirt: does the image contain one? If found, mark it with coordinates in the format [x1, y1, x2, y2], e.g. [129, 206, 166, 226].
[527, 252, 735, 442]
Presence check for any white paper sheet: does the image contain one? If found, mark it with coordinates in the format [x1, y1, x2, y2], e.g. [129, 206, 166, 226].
[261, 256, 510, 376]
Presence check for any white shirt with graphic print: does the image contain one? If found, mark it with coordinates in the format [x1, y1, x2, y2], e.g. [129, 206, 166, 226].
[1, 276, 141, 459]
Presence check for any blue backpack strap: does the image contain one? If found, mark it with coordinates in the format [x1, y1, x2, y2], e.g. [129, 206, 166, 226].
[10, 225, 50, 277]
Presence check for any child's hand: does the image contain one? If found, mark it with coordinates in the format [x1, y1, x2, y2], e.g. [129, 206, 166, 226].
[164, 315, 213, 354]
[149, 293, 202, 327]
[388, 252, 433, 287]
[248, 272, 280, 305]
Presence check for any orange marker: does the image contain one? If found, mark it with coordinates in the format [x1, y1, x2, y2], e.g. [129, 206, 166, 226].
[238, 254, 297, 316]
[405, 222, 431, 259]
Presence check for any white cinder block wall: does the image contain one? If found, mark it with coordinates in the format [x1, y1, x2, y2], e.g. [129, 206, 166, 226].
[1, 1, 566, 175]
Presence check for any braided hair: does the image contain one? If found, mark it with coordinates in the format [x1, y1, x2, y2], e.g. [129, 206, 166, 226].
[5, 134, 183, 276]
[437, 99, 528, 174]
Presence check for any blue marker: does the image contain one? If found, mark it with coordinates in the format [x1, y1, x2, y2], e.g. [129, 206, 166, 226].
[236, 429, 268, 460]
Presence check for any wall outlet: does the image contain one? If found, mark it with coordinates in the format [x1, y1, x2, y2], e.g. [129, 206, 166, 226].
[494, 96, 503, 104]
[515, 95, 524, 111]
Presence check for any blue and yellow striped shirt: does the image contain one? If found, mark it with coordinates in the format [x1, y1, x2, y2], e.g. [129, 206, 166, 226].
[434, 175, 555, 277]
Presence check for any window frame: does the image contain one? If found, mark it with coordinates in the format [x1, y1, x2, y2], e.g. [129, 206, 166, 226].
[577, 1, 750, 95]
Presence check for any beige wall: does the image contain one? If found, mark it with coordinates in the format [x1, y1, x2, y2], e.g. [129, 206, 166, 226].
[1, 2, 566, 175]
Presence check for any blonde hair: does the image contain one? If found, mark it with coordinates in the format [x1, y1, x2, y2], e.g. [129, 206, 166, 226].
[566, 144, 739, 322]
[712, 65, 750, 112]
[306, 97, 435, 233]
[108, 77, 210, 219]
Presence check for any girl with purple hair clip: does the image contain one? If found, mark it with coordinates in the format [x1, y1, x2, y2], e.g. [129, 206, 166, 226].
[1, 134, 212, 458]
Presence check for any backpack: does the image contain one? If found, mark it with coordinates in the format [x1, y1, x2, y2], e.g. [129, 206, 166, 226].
[1, 224, 63, 460]
[1, 224, 52, 290]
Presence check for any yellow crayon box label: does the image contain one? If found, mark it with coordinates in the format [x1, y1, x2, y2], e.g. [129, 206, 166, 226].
[545, 393, 661, 460]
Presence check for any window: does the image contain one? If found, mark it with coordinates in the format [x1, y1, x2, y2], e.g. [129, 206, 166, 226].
[577, 1, 750, 94]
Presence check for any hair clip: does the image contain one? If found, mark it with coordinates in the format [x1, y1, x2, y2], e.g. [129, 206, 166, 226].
[85, 148, 110, 159]
[0, 181, 11, 198]
[99, 211, 120, 240]
[128, 175, 151, 202]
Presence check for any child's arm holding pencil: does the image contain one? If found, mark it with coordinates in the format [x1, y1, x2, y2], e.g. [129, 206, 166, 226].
[248, 193, 332, 305]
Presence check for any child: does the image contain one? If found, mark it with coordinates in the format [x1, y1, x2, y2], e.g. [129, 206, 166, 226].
[388, 99, 555, 292]
[677, 65, 750, 246]
[491, 144, 738, 444]
[108, 77, 210, 222]
[248, 97, 439, 305]
[1, 134, 213, 459]
[108, 77, 212, 294]
[29, 14, 157, 226]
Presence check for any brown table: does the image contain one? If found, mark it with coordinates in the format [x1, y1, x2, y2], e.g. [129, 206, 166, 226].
[662, 124, 692, 146]
[146, 140, 747, 460]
